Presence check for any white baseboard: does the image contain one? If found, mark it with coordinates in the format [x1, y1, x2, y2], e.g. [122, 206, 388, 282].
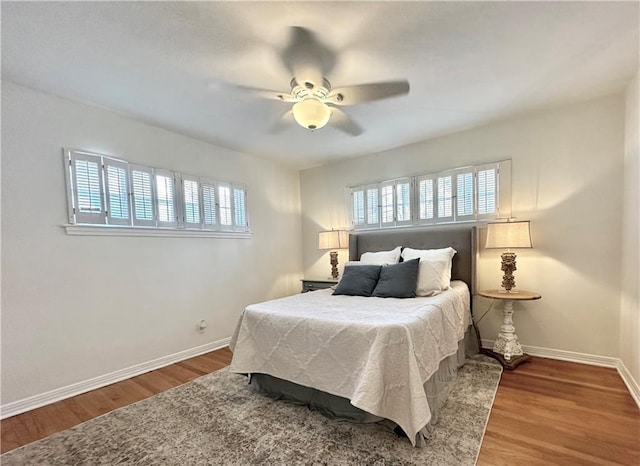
[1, 337, 231, 420]
[481, 339, 640, 409]
[617, 359, 640, 408]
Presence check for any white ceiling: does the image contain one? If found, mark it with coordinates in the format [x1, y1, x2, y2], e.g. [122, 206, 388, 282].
[2, 1, 638, 170]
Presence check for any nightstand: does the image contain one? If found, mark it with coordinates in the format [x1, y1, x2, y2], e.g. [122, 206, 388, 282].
[478, 289, 541, 370]
[301, 279, 338, 293]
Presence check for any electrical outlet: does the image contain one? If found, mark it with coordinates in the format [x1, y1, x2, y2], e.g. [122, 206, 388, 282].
[198, 320, 207, 333]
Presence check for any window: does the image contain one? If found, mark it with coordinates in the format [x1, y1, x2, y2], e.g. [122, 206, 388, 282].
[477, 165, 497, 218]
[218, 183, 233, 228]
[365, 185, 379, 226]
[155, 170, 177, 228]
[396, 180, 411, 223]
[352, 189, 365, 226]
[437, 174, 453, 220]
[417, 176, 435, 222]
[380, 178, 412, 227]
[64, 149, 249, 235]
[233, 187, 248, 229]
[104, 159, 129, 225]
[349, 160, 509, 230]
[130, 165, 155, 227]
[202, 182, 217, 229]
[69, 152, 104, 224]
[182, 176, 201, 228]
[380, 182, 394, 225]
[456, 171, 474, 218]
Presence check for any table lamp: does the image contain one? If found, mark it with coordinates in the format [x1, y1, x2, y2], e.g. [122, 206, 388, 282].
[485, 220, 532, 292]
[318, 230, 349, 279]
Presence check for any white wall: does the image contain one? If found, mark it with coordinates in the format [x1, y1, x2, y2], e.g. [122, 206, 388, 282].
[1, 81, 303, 405]
[620, 69, 640, 384]
[300, 94, 625, 358]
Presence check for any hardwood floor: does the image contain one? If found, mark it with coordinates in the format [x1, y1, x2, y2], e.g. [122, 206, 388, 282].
[0, 348, 232, 455]
[2, 349, 638, 465]
[477, 357, 640, 466]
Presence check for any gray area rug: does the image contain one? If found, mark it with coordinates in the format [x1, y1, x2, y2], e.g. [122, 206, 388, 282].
[2, 356, 502, 465]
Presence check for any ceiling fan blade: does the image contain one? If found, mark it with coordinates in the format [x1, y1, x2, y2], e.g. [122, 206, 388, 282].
[326, 80, 410, 106]
[236, 86, 298, 103]
[217, 83, 297, 103]
[267, 110, 295, 134]
[330, 108, 363, 136]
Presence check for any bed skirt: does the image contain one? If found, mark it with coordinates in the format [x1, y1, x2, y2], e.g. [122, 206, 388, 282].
[248, 326, 478, 447]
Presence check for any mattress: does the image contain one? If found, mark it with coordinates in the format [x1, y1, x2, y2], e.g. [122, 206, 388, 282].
[229, 281, 471, 446]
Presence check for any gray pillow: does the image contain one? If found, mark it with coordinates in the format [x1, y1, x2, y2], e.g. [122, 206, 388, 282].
[333, 264, 382, 297]
[371, 258, 420, 298]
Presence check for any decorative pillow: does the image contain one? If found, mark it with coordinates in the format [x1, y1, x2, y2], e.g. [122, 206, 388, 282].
[371, 258, 420, 298]
[333, 264, 382, 297]
[400, 247, 457, 296]
[335, 261, 366, 286]
[360, 246, 402, 265]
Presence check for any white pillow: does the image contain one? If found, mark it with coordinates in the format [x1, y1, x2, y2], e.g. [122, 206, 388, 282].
[360, 246, 402, 265]
[401, 247, 457, 296]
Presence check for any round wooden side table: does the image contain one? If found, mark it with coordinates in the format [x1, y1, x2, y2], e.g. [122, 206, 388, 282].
[478, 289, 541, 370]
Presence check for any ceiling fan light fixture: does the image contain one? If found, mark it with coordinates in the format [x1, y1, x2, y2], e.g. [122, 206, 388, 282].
[292, 98, 331, 130]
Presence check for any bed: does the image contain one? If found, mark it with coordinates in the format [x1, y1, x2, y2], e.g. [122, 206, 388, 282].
[229, 225, 478, 446]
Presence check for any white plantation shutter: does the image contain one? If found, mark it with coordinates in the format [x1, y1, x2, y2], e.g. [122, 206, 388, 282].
[202, 181, 217, 230]
[456, 171, 474, 219]
[233, 186, 248, 230]
[104, 158, 130, 225]
[182, 176, 201, 228]
[380, 182, 394, 226]
[64, 149, 251, 236]
[395, 178, 412, 226]
[351, 184, 383, 229]
[69, 151, 105, 224]
[218, 183, 233, 230]
[437, 175, 454, 221]
[417, 176, 436, 224]
[352, 188, 365, 227]
[477, 164, 498, 218]
[348, 160, 508, 229]
[130, 165, 155, 227]
[155, 170, 177, 228]
[378, 178, 412, 227]
[365, 185, 379, 227]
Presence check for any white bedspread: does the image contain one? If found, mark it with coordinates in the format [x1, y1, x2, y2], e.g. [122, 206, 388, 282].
[229, 281, 470, 446]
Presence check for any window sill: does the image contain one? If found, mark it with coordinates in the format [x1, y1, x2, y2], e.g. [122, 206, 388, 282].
[62, 224, 252, 239]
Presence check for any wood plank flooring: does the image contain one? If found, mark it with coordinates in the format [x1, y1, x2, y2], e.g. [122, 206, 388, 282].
[477, 357, 640, 466]
[2, 349, 638, 465]
[0, 348, 232, 455]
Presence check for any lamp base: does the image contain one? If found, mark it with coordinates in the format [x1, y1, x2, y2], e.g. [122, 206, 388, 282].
[500, 251, 517, 292]
[482, 349, 531, 370]
[329, 251, 339, 280]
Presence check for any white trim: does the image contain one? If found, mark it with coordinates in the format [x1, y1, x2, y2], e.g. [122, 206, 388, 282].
[63, 224, 252, 238]
[481, 339, 618, 367]
[63, 149, 75, 223]
[0, 337, 231, 420]
[481, 339, 640, 409]
[617, 359, 640, 409]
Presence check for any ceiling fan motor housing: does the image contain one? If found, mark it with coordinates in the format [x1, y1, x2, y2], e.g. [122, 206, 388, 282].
[290, 77, 331, 101]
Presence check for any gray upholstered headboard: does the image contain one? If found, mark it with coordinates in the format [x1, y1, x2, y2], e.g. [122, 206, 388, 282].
[348, 225, 478, 295]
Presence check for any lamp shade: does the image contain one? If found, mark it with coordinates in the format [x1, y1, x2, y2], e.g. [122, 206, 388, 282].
[318, 230, 349, 250]
[485, 221, 532, 249]
[292, 98, 331, 130]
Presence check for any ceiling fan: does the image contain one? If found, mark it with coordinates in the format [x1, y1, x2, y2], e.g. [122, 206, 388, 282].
[228, 27, 410, 135]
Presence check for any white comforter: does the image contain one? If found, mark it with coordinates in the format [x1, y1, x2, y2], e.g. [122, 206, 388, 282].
[229, 281, 470, 446]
